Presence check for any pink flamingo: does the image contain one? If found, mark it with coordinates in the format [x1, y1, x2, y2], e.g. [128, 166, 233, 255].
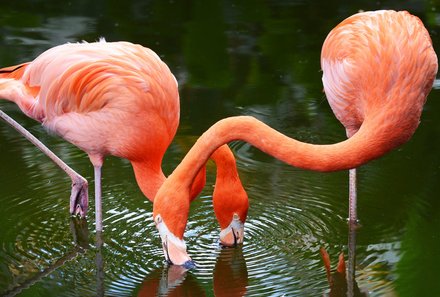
[0, 40, 248, 267]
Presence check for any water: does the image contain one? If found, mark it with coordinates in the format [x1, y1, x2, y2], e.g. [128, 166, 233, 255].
[0, 1, 439, 296]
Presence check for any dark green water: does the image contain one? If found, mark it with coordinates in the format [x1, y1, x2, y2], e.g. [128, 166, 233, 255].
[0, 1, 439, 296]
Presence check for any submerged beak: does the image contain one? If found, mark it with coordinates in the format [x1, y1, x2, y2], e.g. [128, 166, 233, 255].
[219, 214, 245, 247]
[162, 237, 195, 269]
[155, 214, 195, 269]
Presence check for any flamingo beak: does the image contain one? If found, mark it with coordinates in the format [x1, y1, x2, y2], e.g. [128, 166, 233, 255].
[219, 214, 245, 247]
[162, 238, 195, 269]
[155, 215, 195, 269]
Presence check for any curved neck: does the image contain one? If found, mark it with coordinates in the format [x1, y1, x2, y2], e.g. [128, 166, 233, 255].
[153, 114, 404, 238]
[188, 164, 207, 201]
[131, 160, 166, 202]
[169, 115, 400, 190]
[210, 144, 241, 177]
[131, 158, 208, 203]
[211, 144, 249, 229]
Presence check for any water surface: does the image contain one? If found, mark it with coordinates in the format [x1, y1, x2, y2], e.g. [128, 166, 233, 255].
[0, 1, 439, 296]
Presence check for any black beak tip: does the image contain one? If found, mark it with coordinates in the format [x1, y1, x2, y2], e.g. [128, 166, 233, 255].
[182, 260, 196, 270]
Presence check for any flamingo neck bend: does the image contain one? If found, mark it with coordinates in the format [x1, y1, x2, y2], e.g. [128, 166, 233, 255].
[131, 160, 208, 203]
[131, 161, 166, 202]
[153, 113, 402, 238]
[211, 144, 249, 230]
[170, 115, 402, 190]
[131, 144, 244, 205]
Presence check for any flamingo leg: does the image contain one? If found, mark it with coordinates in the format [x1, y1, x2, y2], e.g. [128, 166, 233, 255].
[93, 164, 103, 232]
[347, 218, 357, 296]
[348, 168, 358, 224]
[0, 109, 89, 217]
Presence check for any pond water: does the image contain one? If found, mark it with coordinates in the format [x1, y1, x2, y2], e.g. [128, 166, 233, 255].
[0, 1, 439, 296]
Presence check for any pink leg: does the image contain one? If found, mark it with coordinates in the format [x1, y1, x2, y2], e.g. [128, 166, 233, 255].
[89, 154, 104, 232]
[0, 110, 89, 217]
[347, 218, 357, 296]
[348, 168, 358, 224]
[94, 164, 103, 232]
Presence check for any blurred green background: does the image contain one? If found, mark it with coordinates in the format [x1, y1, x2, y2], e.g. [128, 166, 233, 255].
[0, 1, 439, 296]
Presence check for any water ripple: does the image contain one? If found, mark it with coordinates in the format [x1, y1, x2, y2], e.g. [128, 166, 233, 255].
[0, 109, 415, 296]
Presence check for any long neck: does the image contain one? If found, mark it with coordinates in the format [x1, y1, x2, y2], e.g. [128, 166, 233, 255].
[211, 144, 241, 177]
[153, 114, 404, 239]
[189, 145, 241, 201]
[211, 144, 248, 228]
[188, 164, 207, 201]
[169, 114, 403, 190]
[131, 160, 166, 202]
[132, 158, 208, 202]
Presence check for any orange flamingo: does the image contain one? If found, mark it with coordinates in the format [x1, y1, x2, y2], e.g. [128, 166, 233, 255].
[152, 10, 438, 266]
[0, 40, 248, 262]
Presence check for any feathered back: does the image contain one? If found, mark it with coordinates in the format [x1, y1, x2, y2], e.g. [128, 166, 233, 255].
[22, 40, 178, 123]
[321, 10, 438, 138]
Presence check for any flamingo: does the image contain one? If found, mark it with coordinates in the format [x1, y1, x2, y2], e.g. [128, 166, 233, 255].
[152, 10, 438, 266]
[0, 40, 248, 261]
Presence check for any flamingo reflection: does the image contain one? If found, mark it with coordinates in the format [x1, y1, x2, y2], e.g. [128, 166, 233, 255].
[1, 218, 90, 297]
[213, 246, 248, 297]
[137, 245, 248, 296]
[320, 223, 367, 297]
[137, 265, 204, 297]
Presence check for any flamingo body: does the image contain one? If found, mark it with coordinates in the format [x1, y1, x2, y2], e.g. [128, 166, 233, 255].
[0, 40, 248, 253]
[17, 40, 178, 166]
[322, 10, 436, 140]
[322, 10, 438, 222]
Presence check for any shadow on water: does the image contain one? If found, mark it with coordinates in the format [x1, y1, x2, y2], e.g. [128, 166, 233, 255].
[137, 265, 205, 296]
[1, 218, 109, 297]
[320, 223, 368, 297]
[0, 216, 376, 297]
[0, 0, 440, 296]
[212, 246, 248, 297]
[136, 245, 248, 296]
[96, 231, 105, 297]
[1, 218, 91, 297]
[1, 215, 249, 297]
[136, 221, 373, 297]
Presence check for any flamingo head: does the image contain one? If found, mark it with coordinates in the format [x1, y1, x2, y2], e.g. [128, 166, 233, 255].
[154, 214, 195, 269]
[153, 180, 195, 269]
[219, 213, 245, 247]
[213, 176, 249, 247]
